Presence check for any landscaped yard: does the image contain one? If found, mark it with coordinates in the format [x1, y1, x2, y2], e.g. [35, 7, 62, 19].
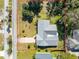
[0, 33, 3, 50]
[0, 0, 4, 8]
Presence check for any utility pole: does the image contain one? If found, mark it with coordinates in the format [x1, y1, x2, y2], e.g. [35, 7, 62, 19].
[62, 0, 68, 52]
[12, 0, 17, 59]
[63, 10, 68, 52]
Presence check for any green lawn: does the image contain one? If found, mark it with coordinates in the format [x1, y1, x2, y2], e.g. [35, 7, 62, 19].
[0, 0, 4, 8]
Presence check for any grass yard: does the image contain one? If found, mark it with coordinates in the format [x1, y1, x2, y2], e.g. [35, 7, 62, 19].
[0, 57, 4, 59]
[17, 0, 36, 38]
[0, 33, 3, 50]
[39, 7, 49, 20]
[0, 0, 4, 8]
[17, 43, 35, 51]
[17, 43, 36, 59]
[50, 16, 62, 24]
[17, 50, 36, 59]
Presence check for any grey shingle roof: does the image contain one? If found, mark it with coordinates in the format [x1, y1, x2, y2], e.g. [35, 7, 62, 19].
[36, 20, 58, 46]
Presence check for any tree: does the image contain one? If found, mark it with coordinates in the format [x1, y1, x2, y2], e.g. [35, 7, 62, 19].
[22, 3, 34, 23]
[47, 0, 79, 52]
[7, 35, 12, 55]
[47, 1, 64, 16]
[28, 0, 42, 16]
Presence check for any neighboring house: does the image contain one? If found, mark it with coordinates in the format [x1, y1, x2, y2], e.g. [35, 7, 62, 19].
[36, 20, 59, 47]
[35, 52, 52, 59]
[68, 30, 79, 51]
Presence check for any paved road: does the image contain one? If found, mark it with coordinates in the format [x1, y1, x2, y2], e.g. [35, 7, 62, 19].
[12, 0, 17, 59]
[4, 0, 9, 59]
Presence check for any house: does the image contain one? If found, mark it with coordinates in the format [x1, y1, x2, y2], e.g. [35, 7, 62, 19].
[36, 20, 59, 47]
[68, 30, 79, 51]
[35, 52, 52, 59]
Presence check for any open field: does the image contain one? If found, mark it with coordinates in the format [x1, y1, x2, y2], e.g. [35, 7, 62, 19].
[0, 34, 3, 50]
[0, 0, 4, 8]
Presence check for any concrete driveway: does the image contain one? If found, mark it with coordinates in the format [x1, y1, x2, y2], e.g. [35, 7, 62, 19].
[18, 37, 35, 43]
